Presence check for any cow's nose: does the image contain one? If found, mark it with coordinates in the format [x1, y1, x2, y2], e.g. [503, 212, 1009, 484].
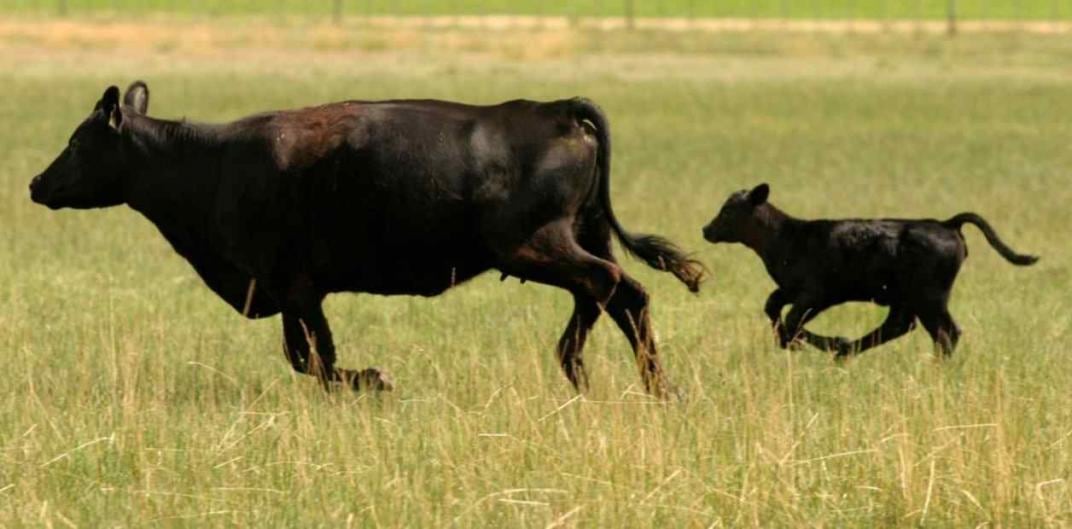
[29, 175, 44, 202]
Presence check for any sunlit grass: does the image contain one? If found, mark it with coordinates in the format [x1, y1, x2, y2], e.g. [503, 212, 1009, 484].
[1, 25, 1070, 527]
[1, 0, 1070, 20]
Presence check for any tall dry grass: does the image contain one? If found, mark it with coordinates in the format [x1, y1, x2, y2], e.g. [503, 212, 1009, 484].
[1, 20, 1070, 527]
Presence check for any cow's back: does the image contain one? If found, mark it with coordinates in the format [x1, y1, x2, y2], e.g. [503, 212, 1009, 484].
[261, 98, 595, 296]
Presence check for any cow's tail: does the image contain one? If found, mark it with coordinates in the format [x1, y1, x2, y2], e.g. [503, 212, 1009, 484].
[571, 98, 705, 293]
[944, 212, 1039, 266]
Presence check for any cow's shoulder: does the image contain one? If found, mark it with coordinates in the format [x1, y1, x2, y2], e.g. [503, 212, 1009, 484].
[258, 102, 366, 171]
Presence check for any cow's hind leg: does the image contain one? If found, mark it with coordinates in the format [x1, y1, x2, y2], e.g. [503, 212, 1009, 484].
[280, 277, 392, 392]
[572, 220, 673, 398]
[498, 220, 622, 306]
[556, 293, 602, 392]
[496, 220, 621, 391]
[605, 274, 674, 399]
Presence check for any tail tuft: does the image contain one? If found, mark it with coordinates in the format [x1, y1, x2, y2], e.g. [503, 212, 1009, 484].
[631, 235, 706, 293]
[571, 97, 706, 292]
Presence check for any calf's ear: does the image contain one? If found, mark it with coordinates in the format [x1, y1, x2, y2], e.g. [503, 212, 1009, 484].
[123, 81, 150, 115]
[95, 85, 122, 129]
[749, 183, 770, 206]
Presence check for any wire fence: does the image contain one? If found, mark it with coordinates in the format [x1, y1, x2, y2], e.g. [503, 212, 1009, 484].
[1, 0, 1069, 25]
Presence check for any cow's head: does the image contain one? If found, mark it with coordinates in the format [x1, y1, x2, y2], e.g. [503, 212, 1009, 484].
[29, 82, 150, 209]
[702, 183, 770, 244]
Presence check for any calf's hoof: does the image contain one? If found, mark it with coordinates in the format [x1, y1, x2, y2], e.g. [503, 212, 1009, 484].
[776, 329, 801, 350]
[833, 338, 855, 359]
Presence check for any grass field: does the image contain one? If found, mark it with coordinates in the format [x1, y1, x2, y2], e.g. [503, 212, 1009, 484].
[1, 0, 1070, 20]
[2, 19, 1071, 527]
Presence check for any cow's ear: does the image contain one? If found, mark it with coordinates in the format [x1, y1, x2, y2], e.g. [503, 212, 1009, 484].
[748, 183, 770, 206]
[123, 81, 149, 115]
[96, 85, 122, 129]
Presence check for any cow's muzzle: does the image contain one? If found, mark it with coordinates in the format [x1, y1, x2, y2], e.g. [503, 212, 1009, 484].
[29, 175, 44, 202]
[29, 175, 58, 209]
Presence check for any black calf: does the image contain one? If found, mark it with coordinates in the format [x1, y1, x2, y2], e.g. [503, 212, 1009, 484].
[702, 184, 1038, 358]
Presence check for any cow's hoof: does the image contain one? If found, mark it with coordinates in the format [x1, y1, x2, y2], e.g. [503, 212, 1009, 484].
[349, 368, 394, 392]
[667, 384, 686, 403]
[651, 382, 682, 402]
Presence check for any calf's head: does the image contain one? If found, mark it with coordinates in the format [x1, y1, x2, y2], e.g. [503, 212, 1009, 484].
[29, 82, 149, 210]
[702, 183, 770, 244]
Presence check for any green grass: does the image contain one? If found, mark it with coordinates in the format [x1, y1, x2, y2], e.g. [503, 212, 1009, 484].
[0, 0, 1070, 20]
[2, 25, 1072, 527]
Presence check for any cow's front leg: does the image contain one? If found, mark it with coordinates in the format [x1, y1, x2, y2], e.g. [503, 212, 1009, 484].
[281, 277, 393, 392]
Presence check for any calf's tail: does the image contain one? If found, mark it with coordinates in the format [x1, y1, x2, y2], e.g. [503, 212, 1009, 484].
[944, 212, 1039, 266]
[570, 97, 705, 292]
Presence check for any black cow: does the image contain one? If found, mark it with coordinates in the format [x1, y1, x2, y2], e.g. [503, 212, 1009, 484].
[702, 183, 1037, 358]
[30, 82, 703, 396]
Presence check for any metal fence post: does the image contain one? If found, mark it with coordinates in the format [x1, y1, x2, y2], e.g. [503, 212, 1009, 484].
[624, 0, 634, 29]
[58, 0, 67, 16]
[947, 0, 957, 35]
[333, 0, 343, 24]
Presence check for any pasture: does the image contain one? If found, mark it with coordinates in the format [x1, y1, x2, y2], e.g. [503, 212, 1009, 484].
[2, 0, 1070, 20]
[1, 19, 1071, 527]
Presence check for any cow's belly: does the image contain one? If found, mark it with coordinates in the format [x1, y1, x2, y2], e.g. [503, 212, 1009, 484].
[341, 257, 492, 296]
[303, 147, 505, 296]
[312, 233, 495, 297]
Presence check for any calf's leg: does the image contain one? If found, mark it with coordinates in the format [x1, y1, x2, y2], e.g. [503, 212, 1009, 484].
[765, 289, 846, 351]
[763, 288, 788, 337]
[798, 330, 849, 352]
[780, 296, 833, 350]
[917, 304, 961, 357]
[834, 306, 917, 359]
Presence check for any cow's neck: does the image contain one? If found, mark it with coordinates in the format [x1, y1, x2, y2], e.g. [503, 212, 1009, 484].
[119, 115, 226, 255]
